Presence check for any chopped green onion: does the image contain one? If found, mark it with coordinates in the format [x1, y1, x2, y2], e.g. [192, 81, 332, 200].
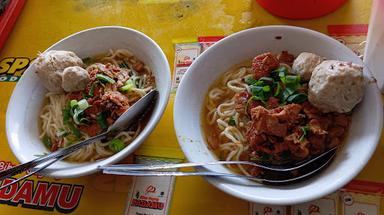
[62, 108, 71, 122]
[262, 85, 270, 92]
[69, 99, 90, 125]
[250, 84, 271, 102]
[285, 75, 300, 84]
[134, 78, 141, 88]
[270, 66, 287, 81]
[108, 139, 125, 153]
[56, 129, 68, 137]
[80, 117, 90, 124]
[228, 117, 236, 126]
[245, 77, 257, 85]
[42, 135, 52, 149]
[119, 79, 135, 92]
[77, 99, 89, 110]
[119, 85, 131, 92]
[67, 122, 81, 139]
[286, 93, 308, 104]
[250, 85, 263, 95]
[277, 66, 287, 73]
[284, 75, 301, 90]
[96, 74, 115, 84]
[299, 125, 310, 142]
[62, 107, 81, 139]
[251, 95, 268, 106]
[251, 95, 261, 101]
[96, 112, 108, 130]
[274, 82, 282, 97]
[72, 109, 83, 125]
[70, 100, 78, 108]
[259, 77, 274, 85]
[281, 88, 295, 103]
[89, 82, 98, 97]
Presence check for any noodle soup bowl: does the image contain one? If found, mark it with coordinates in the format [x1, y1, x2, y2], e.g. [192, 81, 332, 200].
[174, 26, 383, 204]
[6, 26, 171, 178]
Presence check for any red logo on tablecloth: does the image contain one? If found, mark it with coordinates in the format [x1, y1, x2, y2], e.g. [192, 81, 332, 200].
[131, 184, 166, 211]
[0, 178, 83, 213]
[309, 204, 320, 213]
[145, 185, 156, 194]
[263, 207, 272, 214]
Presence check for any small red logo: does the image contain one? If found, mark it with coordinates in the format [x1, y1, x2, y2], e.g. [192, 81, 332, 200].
[357, 212, 366, 215]
[145, 185, 156, 194]
[264, 207, 272, 214]
[309, 204, 320, 213]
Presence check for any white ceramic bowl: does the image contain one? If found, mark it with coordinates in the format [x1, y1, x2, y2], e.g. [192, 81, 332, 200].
[6, 26, 171, 178]
[174, 26, 383, 204]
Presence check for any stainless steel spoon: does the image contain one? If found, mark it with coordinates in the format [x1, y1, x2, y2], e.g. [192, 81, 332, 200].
[101, 152, 334, 184]
[100, 146, 337, 172]
[0, 89, 158, 188]
[100, 146, 337, 184]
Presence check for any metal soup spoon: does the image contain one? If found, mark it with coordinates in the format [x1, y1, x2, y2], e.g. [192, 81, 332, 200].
[100, 146, 337, 184]
[0, 89, 158, 189]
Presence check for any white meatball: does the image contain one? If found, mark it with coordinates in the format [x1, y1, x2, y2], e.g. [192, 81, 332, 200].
[292, 52, 323, 81]
[62, 66, 90, 92]
[308, 60, 364, 113]
[34, 50, 83, 92]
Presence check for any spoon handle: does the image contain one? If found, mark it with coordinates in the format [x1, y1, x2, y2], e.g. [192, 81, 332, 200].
[0, 89, 158, 183]
[0, 133, 106, 181]
[0, 158, 60, 190]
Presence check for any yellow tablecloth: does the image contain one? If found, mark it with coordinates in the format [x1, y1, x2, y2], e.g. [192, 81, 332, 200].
[0, 1, 381, 214]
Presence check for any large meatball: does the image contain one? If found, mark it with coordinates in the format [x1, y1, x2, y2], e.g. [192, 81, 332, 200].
[308, 60, 364, 113]
[292, 52, 323, 81]
[62, 66, 90, 92]
[34, 50, 83, 92]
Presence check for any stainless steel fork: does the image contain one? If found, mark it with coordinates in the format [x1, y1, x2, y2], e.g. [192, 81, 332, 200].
[99, 147, 337, 184]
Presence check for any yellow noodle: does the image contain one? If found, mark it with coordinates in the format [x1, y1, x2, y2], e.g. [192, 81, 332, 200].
[39, 49, 153, 162]
[204, 62, 294, 174]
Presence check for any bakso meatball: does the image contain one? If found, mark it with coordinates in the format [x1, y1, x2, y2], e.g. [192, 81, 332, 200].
[308, 60, 364, 113]
[62, 66, 90, 92]
[292, 52, 323, 81]
[34, 50, 84, 92]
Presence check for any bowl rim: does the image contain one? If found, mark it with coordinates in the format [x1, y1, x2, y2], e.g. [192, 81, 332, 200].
[174, 25, 383, 204]
[6, 26, 172, 178]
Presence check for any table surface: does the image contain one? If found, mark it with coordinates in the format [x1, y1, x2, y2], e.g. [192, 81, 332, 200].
[0, 0, 381, 214]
